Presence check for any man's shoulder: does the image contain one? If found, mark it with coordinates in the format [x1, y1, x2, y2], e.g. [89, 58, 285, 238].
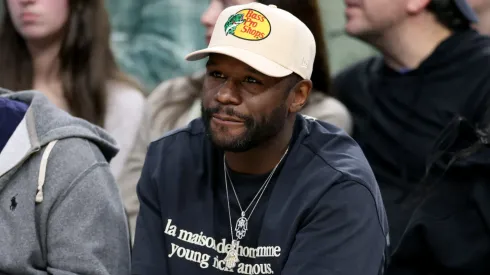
[298, 116, 377, 188]
[300, 116, 387, 216]
[293, 116, 387, 235]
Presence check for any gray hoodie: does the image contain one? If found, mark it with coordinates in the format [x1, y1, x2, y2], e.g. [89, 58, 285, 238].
[0, 89, 131, 274]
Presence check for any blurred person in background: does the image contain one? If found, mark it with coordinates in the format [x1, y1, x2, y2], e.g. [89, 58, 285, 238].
[0, 88, 131, 274]
[335, 0, 490, 262]
[388, 108, 490, 274]
[104, 0, 381, 90]
[469, 0, 490, 35]
[105, 0, 208, 92]
[0, 0, 145, 180]
[319, 0, 379, 75]
[119, 0, 353, 241]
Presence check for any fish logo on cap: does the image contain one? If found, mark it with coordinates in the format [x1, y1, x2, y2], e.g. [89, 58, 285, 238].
[224, 9, 271, 41]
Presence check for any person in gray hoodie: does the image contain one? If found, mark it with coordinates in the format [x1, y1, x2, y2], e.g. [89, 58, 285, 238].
[0, 88, 131, 274]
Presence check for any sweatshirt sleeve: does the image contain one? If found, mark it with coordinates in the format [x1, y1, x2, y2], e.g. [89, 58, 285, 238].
[131, 144, 168, 275]
[282, 181, 387, 275]
[45, 164, 131, 275]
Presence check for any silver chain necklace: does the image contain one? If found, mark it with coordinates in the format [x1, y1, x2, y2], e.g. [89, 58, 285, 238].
[222, 147, 289, 269]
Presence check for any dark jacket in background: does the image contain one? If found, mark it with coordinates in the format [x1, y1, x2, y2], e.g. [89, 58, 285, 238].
[387, 150, 490, 274]
[334, 29, 490, 252]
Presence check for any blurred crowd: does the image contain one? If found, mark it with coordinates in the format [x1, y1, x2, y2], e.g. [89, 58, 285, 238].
[0, 0, 489, 274]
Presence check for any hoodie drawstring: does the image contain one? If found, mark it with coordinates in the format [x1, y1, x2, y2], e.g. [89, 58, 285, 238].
[36, 140, 58, 203]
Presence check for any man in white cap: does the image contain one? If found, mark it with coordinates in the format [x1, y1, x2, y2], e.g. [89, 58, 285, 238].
[131, 3, 388, 275]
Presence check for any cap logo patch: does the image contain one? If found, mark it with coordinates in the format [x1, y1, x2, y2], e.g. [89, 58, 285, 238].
[224, 9, 271, 41]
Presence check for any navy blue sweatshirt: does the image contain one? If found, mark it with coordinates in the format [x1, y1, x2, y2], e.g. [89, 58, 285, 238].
[132, 114, 389, 275]
[0, 97, 28, 152]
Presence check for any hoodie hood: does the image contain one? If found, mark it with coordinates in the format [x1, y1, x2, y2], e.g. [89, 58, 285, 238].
[416, 29, 490, 72]
[0, 89, 118, 178]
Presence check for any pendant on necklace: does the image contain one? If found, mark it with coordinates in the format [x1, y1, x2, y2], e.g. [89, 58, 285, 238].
[224, 239, 240, 269]
[235, 211, 248, 240]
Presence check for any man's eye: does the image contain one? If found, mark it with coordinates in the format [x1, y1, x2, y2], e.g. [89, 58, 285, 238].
[244, 76, 261, 84]
[209, 71, 225, 78]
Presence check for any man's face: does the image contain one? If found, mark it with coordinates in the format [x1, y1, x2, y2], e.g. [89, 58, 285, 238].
[201, 0, 256, 44]
[201, 54, 293, 152]
[344, 0, 408, 39]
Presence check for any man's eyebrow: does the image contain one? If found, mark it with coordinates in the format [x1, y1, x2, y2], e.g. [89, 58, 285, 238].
[206, 60, 267, 77]
[246, 66, 267, 77]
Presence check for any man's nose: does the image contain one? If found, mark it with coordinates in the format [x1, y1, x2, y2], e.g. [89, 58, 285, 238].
[215, 80, 241, 105]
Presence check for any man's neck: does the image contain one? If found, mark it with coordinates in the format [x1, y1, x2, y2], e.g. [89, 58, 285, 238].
[28, 38, 62, 85]
[474, 9, 490, 36]
[225, 119, 294, 175]
[370, 20, 452, 71]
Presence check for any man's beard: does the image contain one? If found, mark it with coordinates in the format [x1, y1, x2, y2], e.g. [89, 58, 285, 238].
[201, 103, 288, 152]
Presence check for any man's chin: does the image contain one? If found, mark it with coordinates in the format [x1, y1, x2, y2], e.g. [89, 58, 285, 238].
[208, 133, 254, 153]
[203, 117, 256, 152]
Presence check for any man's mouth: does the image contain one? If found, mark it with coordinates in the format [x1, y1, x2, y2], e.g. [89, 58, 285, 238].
[212, 114, 245, 125]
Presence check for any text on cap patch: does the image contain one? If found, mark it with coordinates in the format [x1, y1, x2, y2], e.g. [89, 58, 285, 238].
[224, 9, 271, 41]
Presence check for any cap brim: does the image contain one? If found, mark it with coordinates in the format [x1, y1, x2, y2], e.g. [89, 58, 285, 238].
[185, 46, 292, 78]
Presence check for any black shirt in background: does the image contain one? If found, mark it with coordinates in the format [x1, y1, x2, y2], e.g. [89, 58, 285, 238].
[335, 29, 490, 274]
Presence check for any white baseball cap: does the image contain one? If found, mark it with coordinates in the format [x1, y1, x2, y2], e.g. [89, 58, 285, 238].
[185, 2, 316, 80]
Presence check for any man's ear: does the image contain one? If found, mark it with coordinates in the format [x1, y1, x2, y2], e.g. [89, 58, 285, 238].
[289, 79, 312, 113]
